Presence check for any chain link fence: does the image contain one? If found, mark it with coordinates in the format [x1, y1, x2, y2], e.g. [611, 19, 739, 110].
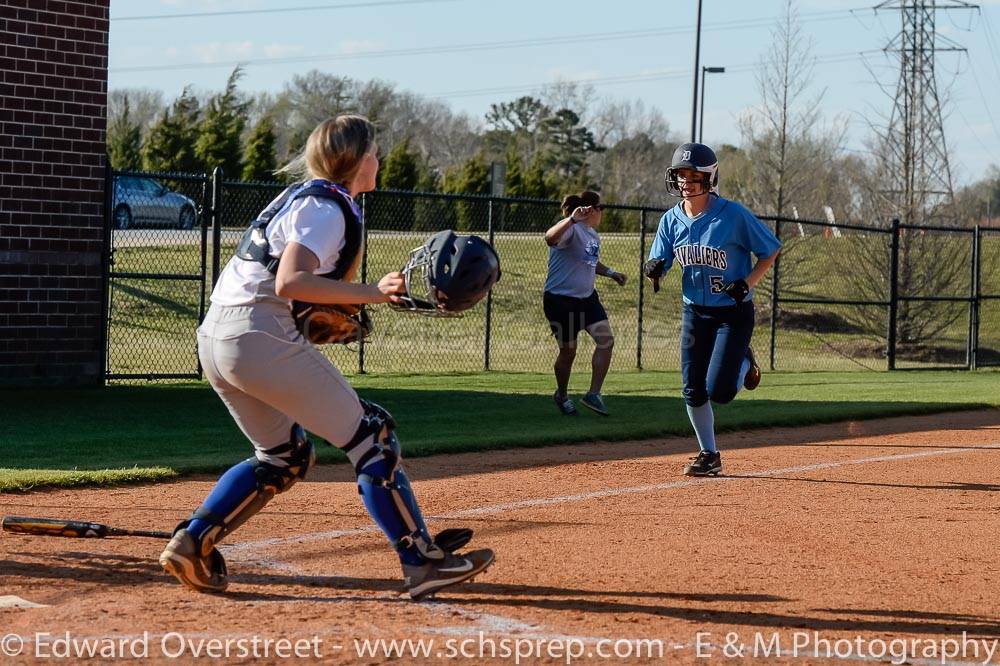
[103, 169, 999, 380]
[106, 171, 210, 379]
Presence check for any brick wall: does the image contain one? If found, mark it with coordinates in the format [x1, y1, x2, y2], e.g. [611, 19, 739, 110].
[0, 0, 109, 386]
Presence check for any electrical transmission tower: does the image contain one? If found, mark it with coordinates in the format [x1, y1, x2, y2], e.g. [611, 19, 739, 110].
[873, 0, 977, 225]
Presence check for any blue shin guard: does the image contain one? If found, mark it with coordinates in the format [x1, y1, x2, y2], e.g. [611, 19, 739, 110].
[186, 459, 259, 542]
[358, 458, 433, 565]
[183, 425, 315, 548]
[345, 400, 443, 566]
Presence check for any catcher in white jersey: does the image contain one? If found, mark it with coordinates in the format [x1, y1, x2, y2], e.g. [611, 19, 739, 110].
[159, 115, 495, 600]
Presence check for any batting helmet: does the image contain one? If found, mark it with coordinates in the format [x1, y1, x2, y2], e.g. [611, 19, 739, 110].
[394, 230, 501, 315]
[665, 142, 719, 197]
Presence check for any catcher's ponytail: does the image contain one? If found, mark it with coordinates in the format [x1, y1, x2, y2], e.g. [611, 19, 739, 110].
[278, 115, 376, 186]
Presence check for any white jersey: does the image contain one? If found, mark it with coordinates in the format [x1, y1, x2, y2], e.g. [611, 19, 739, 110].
[211, 194, 348, 307]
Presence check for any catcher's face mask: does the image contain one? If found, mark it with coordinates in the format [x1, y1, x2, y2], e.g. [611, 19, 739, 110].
[393, 230, 501, 316]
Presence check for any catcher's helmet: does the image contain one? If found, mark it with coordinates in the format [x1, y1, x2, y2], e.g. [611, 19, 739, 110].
[665, 142, 719, 197]
[394, 230, 501, 315]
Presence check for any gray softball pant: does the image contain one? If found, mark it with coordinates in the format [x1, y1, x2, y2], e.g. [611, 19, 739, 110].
[197, 302, 364, 466]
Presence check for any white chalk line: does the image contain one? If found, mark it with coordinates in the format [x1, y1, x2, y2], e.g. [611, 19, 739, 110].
[226, 444, 996, 556]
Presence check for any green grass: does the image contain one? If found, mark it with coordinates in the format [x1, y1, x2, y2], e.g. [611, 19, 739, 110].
[0, 468, 178, 493]
[2, 370, 997, 491]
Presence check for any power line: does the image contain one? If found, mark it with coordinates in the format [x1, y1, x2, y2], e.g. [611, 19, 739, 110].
[109, 9, 865, 74]
[111, 0, 459, 22]
[980, 12, 1000, 85]
[429, 51, 865, 100]
[965, 56, 1000, 141]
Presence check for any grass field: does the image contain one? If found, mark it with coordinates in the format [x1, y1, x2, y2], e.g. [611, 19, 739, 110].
[106, 228, 1000, 378]
[2, 370, 996, 492]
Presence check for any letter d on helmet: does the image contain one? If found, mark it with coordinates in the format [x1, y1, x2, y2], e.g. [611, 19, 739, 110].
[395, 230, 501, 316]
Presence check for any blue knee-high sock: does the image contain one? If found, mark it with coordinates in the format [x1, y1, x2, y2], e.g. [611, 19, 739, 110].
[186, 459, 259, 541]
[686, 402, 717, 453]
[736, 356, 751, 395]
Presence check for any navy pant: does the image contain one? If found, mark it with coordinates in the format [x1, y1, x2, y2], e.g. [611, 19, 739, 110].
[680, 301, 754, 407]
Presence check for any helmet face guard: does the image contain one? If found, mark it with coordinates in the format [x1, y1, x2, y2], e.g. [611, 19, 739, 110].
[665, 142, 719, 198]
[393, 230, 501, 317]
[665, 168, 715, 197]
[394, 241, 459, 316]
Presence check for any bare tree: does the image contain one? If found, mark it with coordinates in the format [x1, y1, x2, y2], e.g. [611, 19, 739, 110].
[107, 88, 165, 134]
[736, 0, 845, 218]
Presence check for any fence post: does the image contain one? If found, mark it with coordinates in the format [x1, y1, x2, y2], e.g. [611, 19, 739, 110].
[637, 209, 647, 370]
[194, 175, 211, 379]
[969, 224, 981, 370]
[99, 159, 114, 385]
[483, 198, 495, 371]
[358, 193, 368, 374]
[768, 218, 781, 371]
[887, 218, 900, 370]
[210, 167, 224, 289]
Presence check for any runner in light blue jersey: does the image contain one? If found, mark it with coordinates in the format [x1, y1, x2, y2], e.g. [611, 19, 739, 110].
[646, 143, 780, 476]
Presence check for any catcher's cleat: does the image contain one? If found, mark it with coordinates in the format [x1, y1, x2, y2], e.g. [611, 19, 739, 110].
[159, 528, 229, 593]
[744, 346, 761, 390]
[403, 548, 495, 601]
[581, 392, 609, 416]
[554, 392, 578, 416]
[683, 451, 722, 477]
[433, 527, 473, 553]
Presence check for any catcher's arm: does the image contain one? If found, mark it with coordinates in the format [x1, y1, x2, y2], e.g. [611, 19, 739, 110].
[276, 242, 405, 305]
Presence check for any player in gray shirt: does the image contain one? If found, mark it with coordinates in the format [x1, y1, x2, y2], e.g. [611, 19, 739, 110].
[543, 191, 627, 416]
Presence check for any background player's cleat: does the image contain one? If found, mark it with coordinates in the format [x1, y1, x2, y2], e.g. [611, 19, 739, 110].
[683, 451, 722, 477]
[433, 527, 473, 553]
[159, 529, 229, 593]
[403, 548, 495, 600]
[554, 392, 578, 416]
[744, 346, 761, 390]
[581, 392, 609, 416]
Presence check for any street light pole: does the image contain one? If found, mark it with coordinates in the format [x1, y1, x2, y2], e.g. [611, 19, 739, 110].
[698, 66, 725, 143]
[689, 0, 703, 142]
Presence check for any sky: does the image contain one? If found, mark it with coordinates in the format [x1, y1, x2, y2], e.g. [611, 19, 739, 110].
[107, 0, 1000, 187]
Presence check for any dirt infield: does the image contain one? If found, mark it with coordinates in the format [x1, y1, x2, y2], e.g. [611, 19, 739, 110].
[2, 409, 999, 664]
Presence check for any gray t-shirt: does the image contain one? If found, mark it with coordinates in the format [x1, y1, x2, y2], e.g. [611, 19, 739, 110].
[544, 222, 600, 298]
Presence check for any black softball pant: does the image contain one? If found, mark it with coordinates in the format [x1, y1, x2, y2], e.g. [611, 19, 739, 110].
[680, 301, 754, 407]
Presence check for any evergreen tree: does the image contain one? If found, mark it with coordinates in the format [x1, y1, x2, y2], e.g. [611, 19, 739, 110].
[442, 153, 490, 231]
[379, 139, 421, 190]
[142, 86, 202, 173]
[107, 93, 143, 170]
[503, 148, 525, 197]
[196, 67, 250, 176]
[241, 114, 278, 181]
[522, 153, 556, 200]
[537, 108, 601, 187]
[413, 165, 444, 231]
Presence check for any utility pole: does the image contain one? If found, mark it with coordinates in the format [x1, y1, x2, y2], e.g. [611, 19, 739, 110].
[873, 0, 977, 226]
[690, 0, 704, 142]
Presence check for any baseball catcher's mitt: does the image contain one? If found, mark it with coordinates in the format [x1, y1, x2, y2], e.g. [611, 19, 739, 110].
[292, 302, 372, 345]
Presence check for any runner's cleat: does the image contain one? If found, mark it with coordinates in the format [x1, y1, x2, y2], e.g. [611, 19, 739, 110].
[683, 451, 723, 477]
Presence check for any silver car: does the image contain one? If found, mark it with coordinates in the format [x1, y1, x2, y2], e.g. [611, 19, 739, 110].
[112, 176, 198, 230]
